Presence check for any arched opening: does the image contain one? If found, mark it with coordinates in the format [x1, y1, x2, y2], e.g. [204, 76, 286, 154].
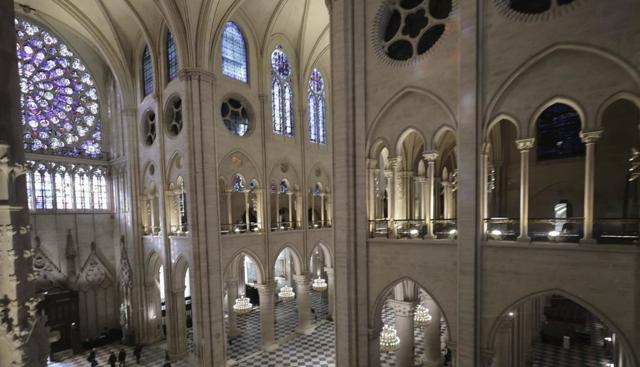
[594, 99, 640, 243]
[529, 102, 585, 242]
[372, 279, 451, 367]
[488, 292, 634, 367]
[393, 130, 427, 239]
[170, 257, 192, 356]
[485, 119, 521, 240]
[271, 179, 299, 231]
[224, 252, 264, 363]
[432, 129, 458, 239]
[145, 252, 165, 343]
[272, 247, 303, 338]
[309, 243, 334, 321]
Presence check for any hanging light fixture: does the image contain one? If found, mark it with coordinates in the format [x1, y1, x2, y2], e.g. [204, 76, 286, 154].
[278, 285, 295, 302]
[312, 277, 328, 292]
[414, 304, 432, 328]
[232, 296, 253, 315]
[379, 324, 400, 353]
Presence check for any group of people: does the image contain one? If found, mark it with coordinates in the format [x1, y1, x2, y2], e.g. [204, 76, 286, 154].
[87, 345, 174, 367]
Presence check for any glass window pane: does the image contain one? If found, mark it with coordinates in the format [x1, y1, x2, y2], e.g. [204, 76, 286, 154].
[221, 22, 248, 82]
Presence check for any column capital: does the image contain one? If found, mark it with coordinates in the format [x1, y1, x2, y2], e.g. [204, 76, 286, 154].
[388, 157, 402, 168]
[177, 68, 216, 84]
[387, 299, 415, 317]
[366, 158, 378, 169]
[225, 278, 239, 288]
[414, 176, 427, 183]
[423, 151, 439, 162]
[580, 130, 603, 144]
[515, 138, 535, 151]
[323, 266, 334, 275]
[368, 325, 383, 338]
[383, 170, 393, 178]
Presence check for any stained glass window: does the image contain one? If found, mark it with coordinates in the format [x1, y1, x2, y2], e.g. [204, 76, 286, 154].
[307, 68, 326, 144]
[280, 179, 289, 193]
[54, 166, 73, 209]
[15, 18, 102, 158]
[271, 47, 294, 136]
[92, 169, 108, 210]
[142, 45, 153, 96]
[33, 167, 44, 209]
[233, 174, 246, 192]
[74, 168, 92, 209]
[221, 98, 249, 136]
[26, 171, 34, 209]
[536, 103, 584, 161]
[166, 31, 178, 82]
[221, 22, 248, 83]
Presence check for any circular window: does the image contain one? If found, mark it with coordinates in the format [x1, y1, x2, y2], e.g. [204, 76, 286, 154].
[376, 0, 452, 62]
[142, 111, 156, 146]
[495, 0, 580, 20]
[166, 97, 183, 136]
[221, 97, 249, 136]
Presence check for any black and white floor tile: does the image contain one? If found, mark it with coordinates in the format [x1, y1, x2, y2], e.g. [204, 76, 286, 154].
[48, 341, 192, 367]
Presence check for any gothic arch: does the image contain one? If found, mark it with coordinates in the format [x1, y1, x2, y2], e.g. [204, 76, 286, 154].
[172, 255, 190, 291]
[223, 248, 266, 284]
[272, 244, 304, 275]
[484, 114, 521, 142]
[310, 242, 333, 268]
[596, 91, 640, 129]
[528, 96, 586, 137]
[370, 276, 452, 342]
[485, 288, 639, 366]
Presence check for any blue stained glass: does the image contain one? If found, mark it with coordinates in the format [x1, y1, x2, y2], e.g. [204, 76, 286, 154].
[221, 22, 248, 83]
[280, 180, 289, 193]
[166, 31, 178, 81]
[536, 103, 584, 161]
[15, 18, 103, 158]
[233, 174, 246, 192]
[271, 47, 294, 137]
[142, 46, 153, 96]
[307, 68, 326, 144]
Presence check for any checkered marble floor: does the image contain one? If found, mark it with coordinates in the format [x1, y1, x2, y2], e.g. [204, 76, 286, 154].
[48, 341, 192, 367]
[227, 291, 332, 364]
[379, 300, 448, 367]
[531, 321, 614, 367]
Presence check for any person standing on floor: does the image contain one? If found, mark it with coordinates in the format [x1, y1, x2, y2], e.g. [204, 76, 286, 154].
[118, 348, 126, 367]
[87, 348, 96, 364]
[133, 345, 143, 364]
[108, 352, 117, 367]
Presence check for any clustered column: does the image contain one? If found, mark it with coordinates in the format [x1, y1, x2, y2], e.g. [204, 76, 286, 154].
[515, 139, 534, 242]
[226, 279, 240, 338]
[324, 266, 335, 320]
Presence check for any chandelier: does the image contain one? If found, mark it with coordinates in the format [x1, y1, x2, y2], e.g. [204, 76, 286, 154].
[278, 285, 295, 302]
[414, 304, 432, 328]
[312, 277, 328, 292]
[232, 296, 252, 315]
[379, 324, 400, 353]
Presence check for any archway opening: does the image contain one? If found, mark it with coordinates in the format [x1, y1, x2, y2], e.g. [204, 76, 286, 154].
[374, 279, 451, 367]
[490, 293, 632, 367]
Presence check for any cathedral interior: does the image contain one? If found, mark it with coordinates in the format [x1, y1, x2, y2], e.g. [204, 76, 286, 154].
[0, 0, 639, 366]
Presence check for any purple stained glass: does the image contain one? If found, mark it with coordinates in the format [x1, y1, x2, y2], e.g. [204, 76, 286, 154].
[15, 18, 103, 159]
[307, 68, 326, 144]
[271, 47, 294, 137]
[271, 48, 291, 79]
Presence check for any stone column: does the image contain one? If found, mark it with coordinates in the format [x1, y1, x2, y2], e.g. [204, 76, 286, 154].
[254, 188, 264, 230]
[384, 170, 393, 218]
[442, 180, 453, 219]
[226, 280, 240, 337]
[416, 177, 428, 221]
[294, 275, 315, 334]
[494, 318, 514, 367]
[424, 152, 439, 238]
[325, 193, 332, 224]
[515, 139, 534, 242]
[287, 192, 294, 228]
[295, 191, 303, 228]
[169, 287, 187, 357]
[226, 191, 233, 227]
[311, 192, 316, 224]
[389, 158, 402, 221]
[580, 131, 602, 243]
[275, 192, 281, 229]
[325, 267, 335, 320]
[320, 194, 326, 226]
[389, 300, 415, 367]
[481, 150, 490, 236]
[255, 283, 278, 351]
[367, 159, 378, 221]
[423, 300, 442, 367]
[244, 191, 251, 230]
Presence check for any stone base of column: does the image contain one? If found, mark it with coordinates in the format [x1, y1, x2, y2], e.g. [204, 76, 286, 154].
[326, 314, 333, 321]
[516, 235, 530, 243]
[579, 238, 596, 245]
[226, 358, 239, 366]
[262, 342, 279, 352]
[228, 328, 241, 338]
[295, 324, 316, 335]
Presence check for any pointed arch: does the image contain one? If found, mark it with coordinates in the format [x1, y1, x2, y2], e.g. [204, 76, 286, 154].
[223, 248, 266, 284]
[272, 244, 303, 275]
[310, 242, 333, 268]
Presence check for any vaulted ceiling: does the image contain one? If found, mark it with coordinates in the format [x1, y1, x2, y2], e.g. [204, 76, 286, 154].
[14, 0, 329, 101]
